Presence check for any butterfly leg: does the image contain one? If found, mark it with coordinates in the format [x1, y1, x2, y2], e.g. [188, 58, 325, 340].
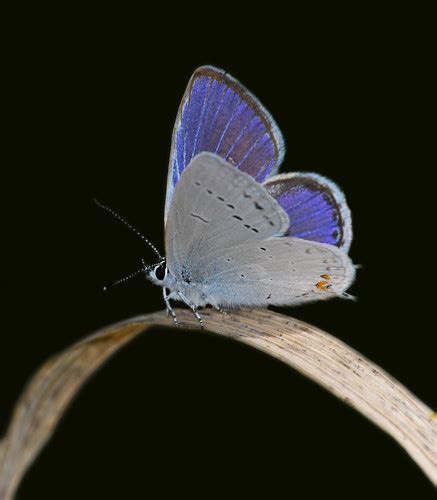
[177, 291, 204, 329]
[163, 287, 178, 326]
[214, 306, 228, 315]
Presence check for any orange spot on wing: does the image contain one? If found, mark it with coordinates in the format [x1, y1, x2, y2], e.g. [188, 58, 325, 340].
[316, 280, 330, 291]
[320, 274, 331, 280]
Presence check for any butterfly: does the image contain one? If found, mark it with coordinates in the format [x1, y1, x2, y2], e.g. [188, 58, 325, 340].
[97, 66, 355, 327]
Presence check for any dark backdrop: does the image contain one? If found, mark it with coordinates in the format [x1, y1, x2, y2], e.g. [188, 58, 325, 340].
[2, 11, 435, 498]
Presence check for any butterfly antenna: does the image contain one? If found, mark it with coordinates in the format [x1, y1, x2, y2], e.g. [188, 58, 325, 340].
[94, 199, 162, 259]
[103, 263, 148, 291]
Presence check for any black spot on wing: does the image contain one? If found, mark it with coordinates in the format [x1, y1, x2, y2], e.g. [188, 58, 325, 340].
[242, 222, 260, 233]
[261, 213, 278, 228]
[190, 213, 209, 223]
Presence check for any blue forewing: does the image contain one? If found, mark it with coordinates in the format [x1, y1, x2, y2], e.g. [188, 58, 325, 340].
[165, 66, 285, 221]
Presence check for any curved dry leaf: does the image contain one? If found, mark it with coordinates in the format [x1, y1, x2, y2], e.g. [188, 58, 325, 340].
[0, 309, 436, 498]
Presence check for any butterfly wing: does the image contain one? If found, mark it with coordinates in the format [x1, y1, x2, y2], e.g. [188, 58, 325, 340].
[165, 152, 289, 279]
[264, 173, 352, 252]
[197, 237, 355, 308]
[165, 153, 355, 308]
[165, 66, 285, 222]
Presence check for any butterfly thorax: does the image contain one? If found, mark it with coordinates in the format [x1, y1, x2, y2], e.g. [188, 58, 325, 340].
[146, 261, 210, 307]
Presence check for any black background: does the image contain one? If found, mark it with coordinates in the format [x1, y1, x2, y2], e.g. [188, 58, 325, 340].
[2, 9, 435, 499]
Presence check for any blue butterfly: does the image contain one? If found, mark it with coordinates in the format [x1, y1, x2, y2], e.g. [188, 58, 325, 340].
[98, 66, 355, 326]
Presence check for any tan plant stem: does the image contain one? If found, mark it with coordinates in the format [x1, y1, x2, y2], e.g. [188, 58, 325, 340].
[0, 309, 436, 498]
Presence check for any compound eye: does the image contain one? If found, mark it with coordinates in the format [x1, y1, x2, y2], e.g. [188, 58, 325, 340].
[154, 263, 167, 281]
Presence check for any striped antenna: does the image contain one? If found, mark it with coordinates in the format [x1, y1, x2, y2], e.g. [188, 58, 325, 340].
[103, 267, 145, 291]
[94, 199, 162, 259]
[103, 259, 157, 291]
